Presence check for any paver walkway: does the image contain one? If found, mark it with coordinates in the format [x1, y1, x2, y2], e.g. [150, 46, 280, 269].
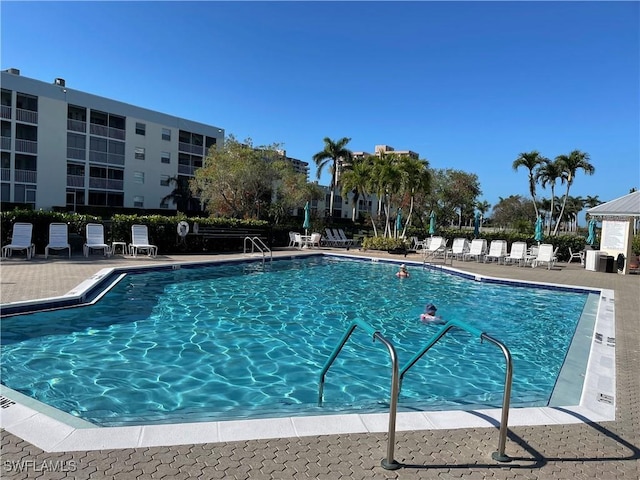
[1, 250, 638, 479]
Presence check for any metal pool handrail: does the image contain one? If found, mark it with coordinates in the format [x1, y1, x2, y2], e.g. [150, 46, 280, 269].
[399, 319, 514, 462]
[243, 236, 272, 265]
[318, 319, 401, 470]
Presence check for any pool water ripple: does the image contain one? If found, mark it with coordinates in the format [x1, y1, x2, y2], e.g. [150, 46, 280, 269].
[1, 256, 591, 426]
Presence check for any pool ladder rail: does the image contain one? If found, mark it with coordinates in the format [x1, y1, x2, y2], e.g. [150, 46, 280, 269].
[318, 318, 513, 470]
[243, 236, 272, 265]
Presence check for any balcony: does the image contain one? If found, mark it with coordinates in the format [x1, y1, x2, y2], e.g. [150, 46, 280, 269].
[89, 124, 108, 137]
[1, 168, 10, 181]
[89, 177, 123, 190]
[67, 147, 86, 160]
[1, 136, 10, 151]
[67, 119, 87, 133]
[89, 150, 108, 163]
[15, 139, 38, 154]
[109, 127, 125, 140]
[108, 153, 125, 166]
[67, 175, 85, 187]
[15, 169, 37, 183]
[1, 105, 11, 120]
[16, 108, 37, 124]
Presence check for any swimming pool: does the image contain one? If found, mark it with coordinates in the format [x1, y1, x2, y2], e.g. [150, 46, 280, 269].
[1, 255, 595, 427]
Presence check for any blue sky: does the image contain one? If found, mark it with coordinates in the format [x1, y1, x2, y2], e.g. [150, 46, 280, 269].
[2, 1, 638, 222]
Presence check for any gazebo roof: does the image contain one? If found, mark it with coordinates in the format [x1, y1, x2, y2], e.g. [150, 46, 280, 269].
[587, 191, 640, 218]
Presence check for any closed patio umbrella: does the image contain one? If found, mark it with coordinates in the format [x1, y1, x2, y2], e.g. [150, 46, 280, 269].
[534, 215, 544, 243]
[395, 208, 402, 238]
[429, 211, 436, 236]
[474, 212, 480, 238]
[303, 201, 311, 236]
[586, 218, 597, 246]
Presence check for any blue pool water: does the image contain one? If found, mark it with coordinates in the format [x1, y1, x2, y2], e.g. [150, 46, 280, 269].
[1, 256, 591, 426]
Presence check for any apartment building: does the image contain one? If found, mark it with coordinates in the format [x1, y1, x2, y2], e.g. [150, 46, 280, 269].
[1, 68, 225, 212]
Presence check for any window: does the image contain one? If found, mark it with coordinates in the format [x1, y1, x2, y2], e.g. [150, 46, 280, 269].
[1, 183, 9, 202]
[162, 128, 171, 141]
[133, 195, 144, 208]
[133, 171, 145, 184]
[160, 175, 170, 186]
[161, 151, 170, 164]
[135, 147, 145, 160]
[135, 122, 146, 135]
[160, 200, 169, 209]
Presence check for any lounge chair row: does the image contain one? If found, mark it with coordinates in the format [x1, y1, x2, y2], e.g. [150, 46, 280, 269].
[419, 237, 559, 269]
[2, 223, 158, 260]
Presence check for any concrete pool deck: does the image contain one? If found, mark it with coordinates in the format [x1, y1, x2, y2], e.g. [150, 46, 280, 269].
[1, 248, 638, 479]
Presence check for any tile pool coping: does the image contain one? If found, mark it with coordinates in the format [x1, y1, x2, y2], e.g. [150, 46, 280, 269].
[0, 253, 616, 452]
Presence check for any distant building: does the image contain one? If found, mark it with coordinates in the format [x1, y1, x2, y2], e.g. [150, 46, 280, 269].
[1, 70, 309, 215]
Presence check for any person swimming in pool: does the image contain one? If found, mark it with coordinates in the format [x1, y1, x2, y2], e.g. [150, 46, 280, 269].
[396, 264, 410, 278]
[420, 302, 442, 322]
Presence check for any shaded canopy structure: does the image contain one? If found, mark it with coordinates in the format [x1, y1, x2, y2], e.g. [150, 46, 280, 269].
[587, 191, 640, 218]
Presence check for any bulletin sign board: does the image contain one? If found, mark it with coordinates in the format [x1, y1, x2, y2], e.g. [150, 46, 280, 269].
[601, 220, 628, 250]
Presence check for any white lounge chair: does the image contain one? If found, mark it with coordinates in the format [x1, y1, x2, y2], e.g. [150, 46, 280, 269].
[484, 240, 507, 264]
[335, 229, 353, 247]
[449, 238, 470, 260]
[83, 223, 112, 257]
[504, 242, 527, 267]
[531, 244, 558, 270]
[463, 239, 487, 262]
[2, 222, 35, 260]
[45, 222, 71, 259]
[288, 231, 297, 248]
[129, 224, 158, 258]
[423, 236, 448, 261]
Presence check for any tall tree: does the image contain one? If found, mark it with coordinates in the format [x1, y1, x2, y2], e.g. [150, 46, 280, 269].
[553, 150, 595, 235]
[512, 151, 545, 219]
[312, 137, 353, 217]
[340, 156, 372, 222]
[536, 158, 566, 235]
[190, 135, 280, 218]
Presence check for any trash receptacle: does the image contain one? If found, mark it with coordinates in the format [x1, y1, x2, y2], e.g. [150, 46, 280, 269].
[616, 253, 625, 273]
[605, 256, 615, 273]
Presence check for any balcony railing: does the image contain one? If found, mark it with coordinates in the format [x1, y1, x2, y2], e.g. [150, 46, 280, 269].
[1, 168, 10, 181]
[89, 150, 108, 163]
[67, 175, 85, 187]
[67, 147, 86, 160]
[179, 142, 203, 155]
[89, 123, 126, 141]
[1, 105, 11, 120]
[108, 153, 125, 166]
[178, 164, 196, 175]
[1, 136, 11, 151]
[15, 169, 37, 183]
[89, 178, 123, 190]
[16, 108, 38, 124]
[67, 119, 87, 133]
[15, 139, 38, 154]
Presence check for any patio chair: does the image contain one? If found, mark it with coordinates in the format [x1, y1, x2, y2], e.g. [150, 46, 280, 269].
[504, 242, 527, 267]
[568, 247, 585, 265]
[449, 238, 470, 260]
[463, 239, 487, 262]
[288, 231, 297, 248]
[309, 232, 322, 248]
[423, 236, 448, 261]
[45, 222, 71, 259]
[531, 244, 558, 270]
[83, 223, 112, 257]
[2, 222, 35, 260]
[484, 240, 508, 264]
[129, 224, 158, 258]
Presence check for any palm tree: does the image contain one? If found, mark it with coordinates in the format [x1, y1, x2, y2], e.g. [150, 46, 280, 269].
[162, 176, 197, 213]
[312, 137, 353, 217]
[397, 156, 431, 237]
[340, 156, 372, 222]
[512, 151, 545, 219]
[553, 150, 595, 235]
[536, 158, 566, 235]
